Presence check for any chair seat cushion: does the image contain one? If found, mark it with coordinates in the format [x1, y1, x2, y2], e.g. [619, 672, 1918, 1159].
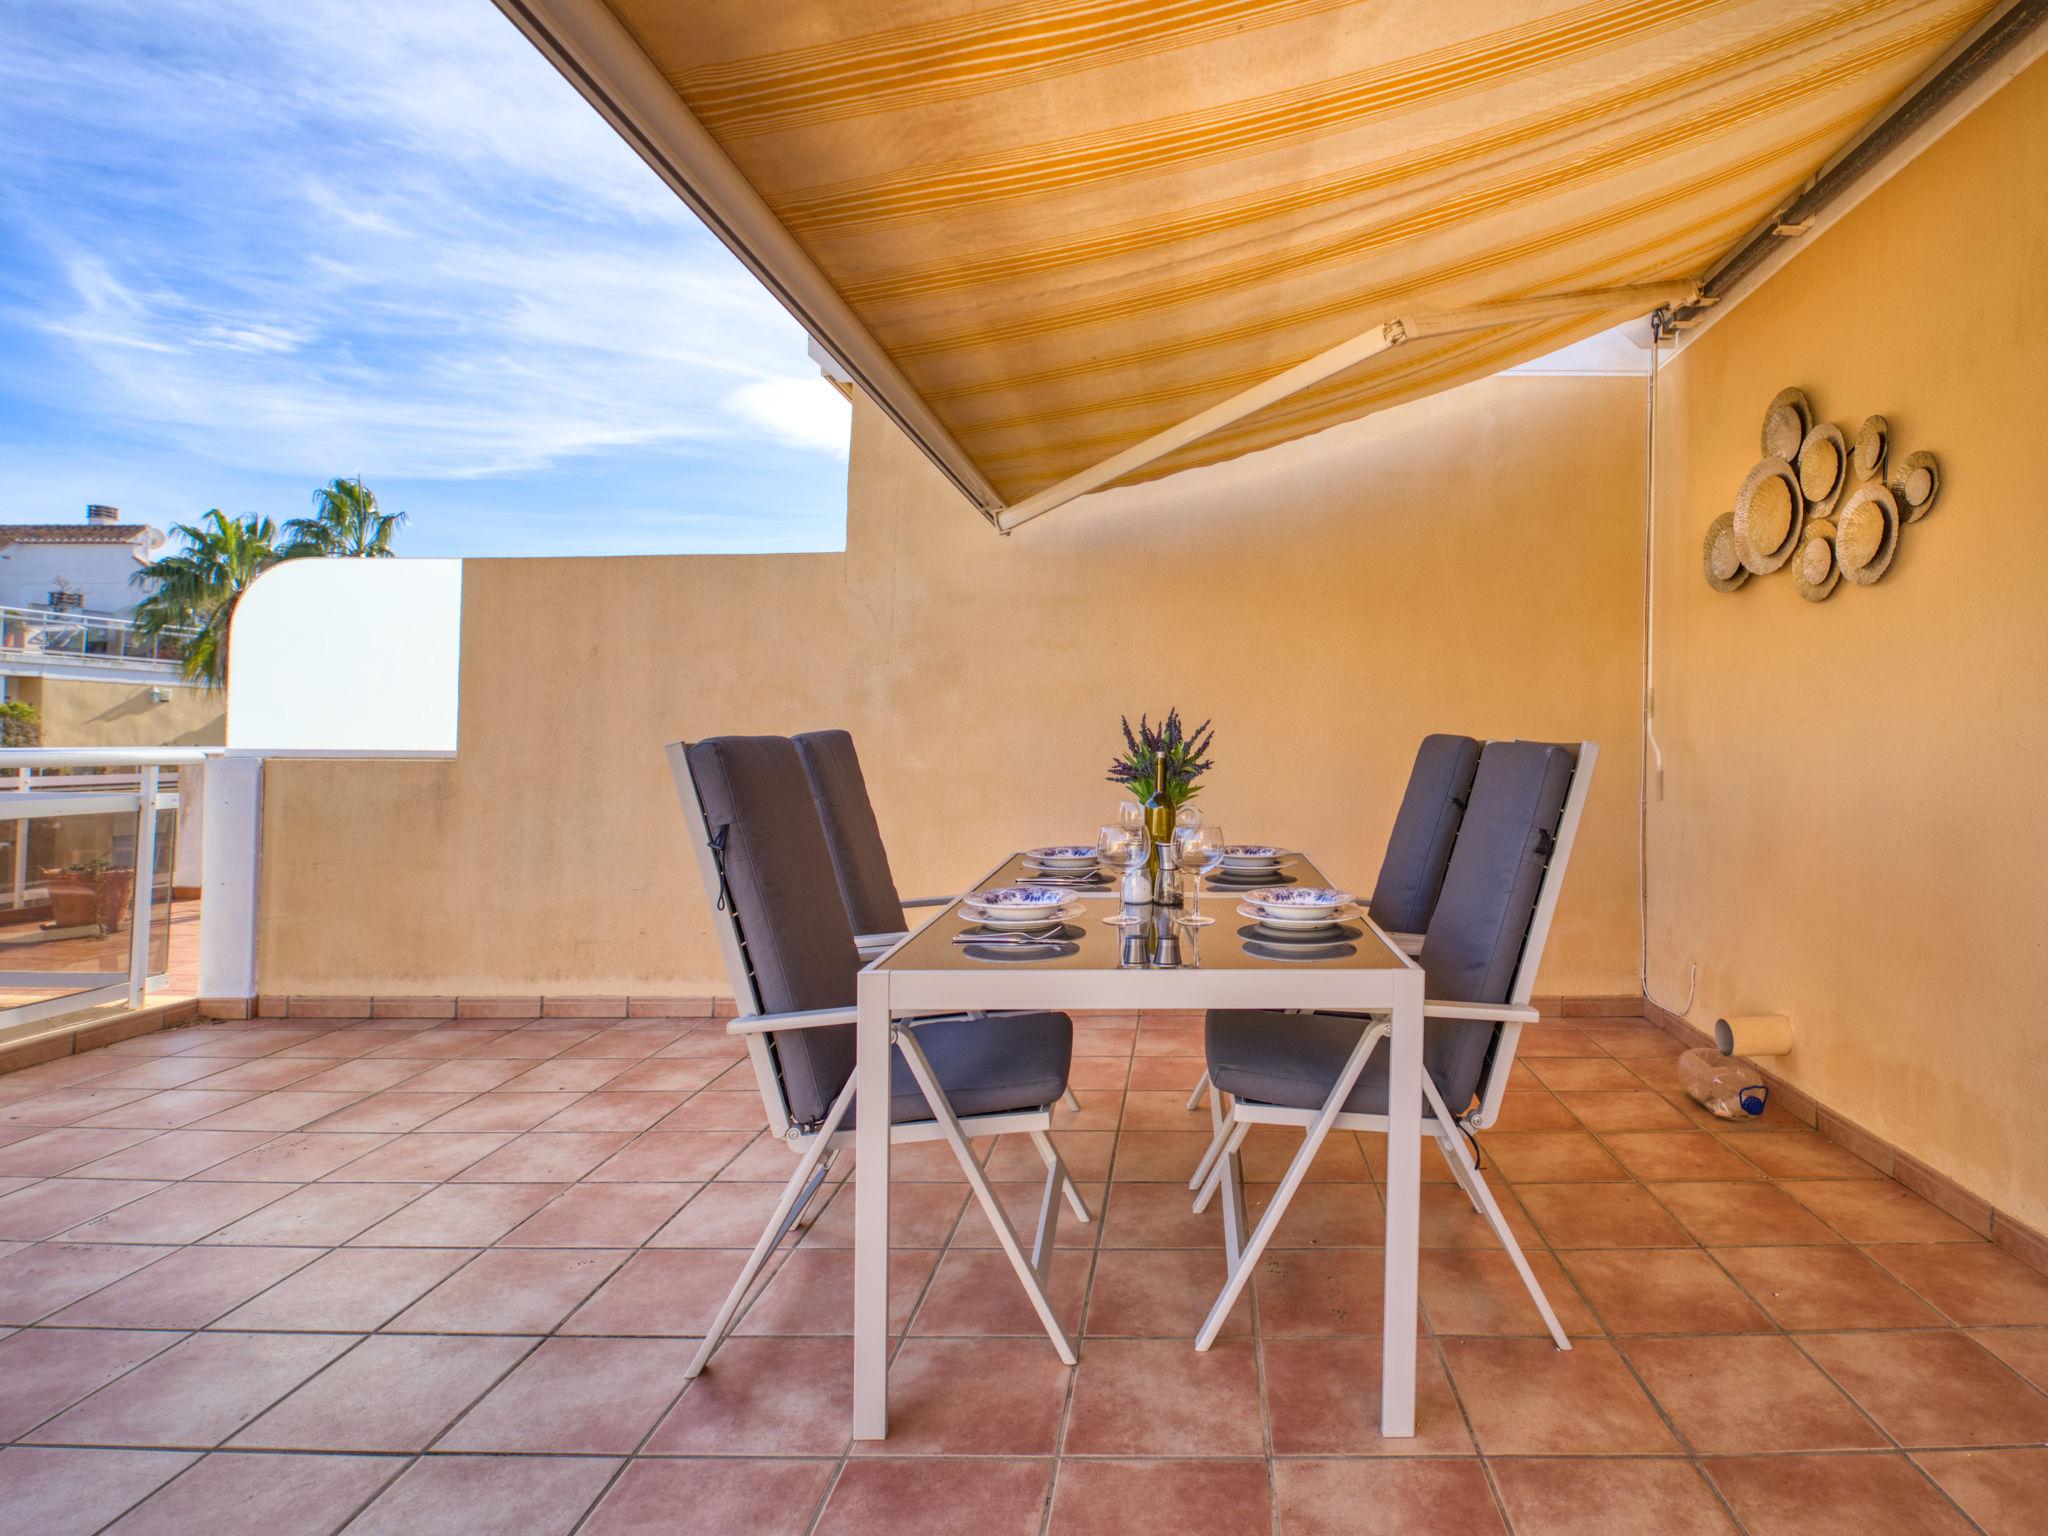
[1205, 1009, 1458, 1118]
[858, 1010, 1073, 1125]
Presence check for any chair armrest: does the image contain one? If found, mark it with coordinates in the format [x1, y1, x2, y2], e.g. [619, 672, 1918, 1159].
[1423, 999, 1540, 1025]
[856, 931, 908, 954]
[726, 1006, 859, 1037]
[902, 894, 957, 909]
[1389, 931, 1423, 957]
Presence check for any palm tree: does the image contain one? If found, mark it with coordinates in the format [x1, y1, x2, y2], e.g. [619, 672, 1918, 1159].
[286, 476, 406, 557]
[129, 509, 292, 690]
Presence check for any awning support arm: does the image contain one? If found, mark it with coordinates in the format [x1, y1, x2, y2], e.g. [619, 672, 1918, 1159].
[994, 281, 1695, 533]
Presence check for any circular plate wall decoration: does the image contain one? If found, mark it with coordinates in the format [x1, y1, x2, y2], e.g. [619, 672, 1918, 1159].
[1798, 422, 1847, 519]
[1893, 450, 1941, 521]
[1793, 518, 1840, 602]
[1761, 387, 1811, 460]
[1835, 481, 1900, 586]
[1702, 510, 1749, 592]
[1853, 414, 1889, 480]
[1733, 457, 1802, 573]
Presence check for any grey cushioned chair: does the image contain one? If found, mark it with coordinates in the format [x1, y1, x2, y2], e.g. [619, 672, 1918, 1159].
[793, 729, 960, 955]
[1183, 733, 1483, 1132]
[1187, 739, 1596, 1351]
[669, 735, 1090, 1376]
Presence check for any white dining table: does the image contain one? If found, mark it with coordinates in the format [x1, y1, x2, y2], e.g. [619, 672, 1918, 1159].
[851, 850, 1426, 1440]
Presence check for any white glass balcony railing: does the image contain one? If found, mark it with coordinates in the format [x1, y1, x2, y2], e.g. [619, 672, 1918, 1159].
[0, 604, 201, 673]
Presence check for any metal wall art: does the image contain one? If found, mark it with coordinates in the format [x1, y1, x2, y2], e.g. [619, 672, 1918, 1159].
[1704, 389, 1941, 599]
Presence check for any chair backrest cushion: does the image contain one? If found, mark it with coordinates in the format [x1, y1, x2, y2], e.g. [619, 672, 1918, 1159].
[685, 735, 861, 1124]
[1416, 740, 1576, 1111]
[1368, 734, 1482, 934]
[794, 729, 909, 936]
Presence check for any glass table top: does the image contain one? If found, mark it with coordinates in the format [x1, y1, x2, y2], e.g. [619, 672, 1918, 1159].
[881, 852, 1409, 975]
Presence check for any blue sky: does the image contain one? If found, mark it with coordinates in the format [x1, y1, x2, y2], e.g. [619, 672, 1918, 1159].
[0, 0, 852, 557]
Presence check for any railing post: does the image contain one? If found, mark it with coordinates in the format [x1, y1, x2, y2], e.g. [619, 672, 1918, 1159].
[199, 756, 262, 1008]
[9, 767, 26, 913]
[127, 766, 160, 1008]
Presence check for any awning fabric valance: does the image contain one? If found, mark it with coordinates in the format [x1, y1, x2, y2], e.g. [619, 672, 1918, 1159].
[499, 0, 1995, 526]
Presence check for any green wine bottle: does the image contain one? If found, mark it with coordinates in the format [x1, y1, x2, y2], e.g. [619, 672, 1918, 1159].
[1143, 748, 1173, 891]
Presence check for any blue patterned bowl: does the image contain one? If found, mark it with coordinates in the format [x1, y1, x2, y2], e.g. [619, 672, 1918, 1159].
[1247, 886, 1352, 918]
[968, 886, 1072, 911]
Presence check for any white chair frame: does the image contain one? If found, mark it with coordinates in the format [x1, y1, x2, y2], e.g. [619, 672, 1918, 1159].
[667, 741, 1090, 1378]
[1184, 742, 1597, 1352]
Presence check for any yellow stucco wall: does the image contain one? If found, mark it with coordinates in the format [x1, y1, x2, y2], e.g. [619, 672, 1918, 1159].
[1647, 56, 2048, 1229]
[258, 369, 1647, 997]
[12, 675, 225, 748]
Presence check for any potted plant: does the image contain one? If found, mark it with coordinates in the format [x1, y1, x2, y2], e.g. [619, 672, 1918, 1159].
[41, 856, 134, 935]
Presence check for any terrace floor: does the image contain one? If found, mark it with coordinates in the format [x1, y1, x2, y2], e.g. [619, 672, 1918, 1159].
[1, 1009, 2045, 1535]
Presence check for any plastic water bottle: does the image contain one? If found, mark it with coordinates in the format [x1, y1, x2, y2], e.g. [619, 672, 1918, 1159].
[1677, 1048, 1769, 1119]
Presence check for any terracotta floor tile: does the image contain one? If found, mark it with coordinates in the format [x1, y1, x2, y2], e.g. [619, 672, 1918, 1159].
[215, 1246, 475, 1331]
[1625, 1335, 1886, 1453]
[1973, 1326, 2048, 1390]
[418, 1091, 585, 1133]
[1712, 1245, 1943, 1330]
[305, 1089, 481, 1138]
[60, 1180, 292, 1244]
[365, 1028, 500, 1059]
[1417, 1180, 1542, 1249]
[1064, 1338, 1264, 1456]
[387, 1059, 528, 1094]
[1118, 1088, 1208, 1132]
[1111, 1130, 1214, 1182]
[97, 1057, 250, 1089]
[1098, 1180, 1233, 1248]
[99, 1451, 403, 1536]
[82, 1090, 261, 1130]
[0, 1327, 182, 1439]
[587, 1130, 756, 1182]
[560, 1249, 747, 1336]
[563, 1029, 673, 1060]
[190, 1091, 368, 1133]
[71, 1130, 278, 1180]
[1261, 1335, 1472, 1454]
[51, 1244, 316, 1328]
[654, 1089, 768, 1131]
[1484, 1131, 1629, 1183]
[1526, 1057, 1644, 1092]
[0, 1177, 165, 1240]
[1442, 1337, 1678, 1454]
[0, 1446, 198, 1536]
[230, 1334, 532, 1451]
[647, 1180, 800, 1248]
[1800, 1329, 2048, 1447]
[286, 1059, 432, 1094]
[1915, 1447, 2048, 1534]
[985, 1129, 1115, 1183]
[1705, 1452, 1976, 1536]
[1590, 1026, 1681, 1058]
[198, 1132, 394, 1182]
[473, 1029, 597, 1060]
[1126, 1055, 1206, 1090]
[437, 1336, 693, 1452]
[949, 1178, 1104, 1250]
[735, 1247, 936, 1338]
[27, 1330, 355, 1447]
[205, 1182, 426, 1246]
[1490, 1457, 1737, 1535]
[1254, 1246, 1392, 1336]
[1562, 1248, 1771, 1334]
[1649, 1179, 1844, 1247]
[447, 1131, 633, 1183]
[1866, 1242, 2048, 1326]
[815, 1458, 1051, 1536]
[1483, 1089, 1587, 1132]
[1085, 1247, 1246, 1337]
[1419, 1248, 1599, 1337]
[1068, 1056, 1130, 1090]
[390, 1247, 625, 1333]
[1516, 1183, 1691, 1248]
[1237, 1125, 1372, 1183]
[349, 1181, 562, 1246]
[804, 1179, 972, 1249]
[715, 1132, 838, 1182]
[3, 1087, 155, 1126]
[1731, 1130, 1887, 1180]
[599, 1059, 728, 1092]
[1517, 1024, 1604, 1056]
[643, 1335, 850, 1455]
[341, 1453, 618, 1536]
[1047, 1458, 1271, 1536]
[535, 1091, 686, 1132]
[0, 1241, 177, 1324]
[499, 1182, 696, 1247]
[1558, 1090, 1694, 1132]
[0, 1126, 157, 1176]
[1602, 1132, 1764, 1182]
[579, 1458, 835, 1536]
[1272, 1458, 1504, 1536]
[907, 1247, 1086, 1338]
[850, 1337, 1072, 1454]
[1789, 1179, 1981, 1243]
[314, 1131, 508, 1183]
[181, 1058, 330, 1092]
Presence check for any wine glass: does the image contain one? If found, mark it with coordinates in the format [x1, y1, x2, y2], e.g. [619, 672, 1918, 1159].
[1174, 804, 1202, 832]
[1176, 823, 1223, 925]
[1097, 824, 1134, 869]
[1117, 801, 1144, 837]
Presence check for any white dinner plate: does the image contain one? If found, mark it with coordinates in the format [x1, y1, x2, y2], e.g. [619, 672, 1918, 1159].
[964, 900, 1085, 930]
[1235, 902, 1360, 929]
[1025, 845, 1099, 868]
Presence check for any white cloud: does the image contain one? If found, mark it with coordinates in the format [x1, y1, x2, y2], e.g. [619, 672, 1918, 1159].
[726, 378, 853, 457]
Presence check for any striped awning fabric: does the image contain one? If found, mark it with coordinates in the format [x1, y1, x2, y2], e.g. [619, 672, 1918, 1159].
[510, 0, 1995, 522]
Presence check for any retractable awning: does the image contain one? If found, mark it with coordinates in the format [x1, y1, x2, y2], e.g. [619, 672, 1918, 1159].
[495, 0, 2002, 528]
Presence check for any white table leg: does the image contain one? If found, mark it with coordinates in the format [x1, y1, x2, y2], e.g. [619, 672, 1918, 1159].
[852, 967, 891, 1438]
[1380, 970, 1423, 1436]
